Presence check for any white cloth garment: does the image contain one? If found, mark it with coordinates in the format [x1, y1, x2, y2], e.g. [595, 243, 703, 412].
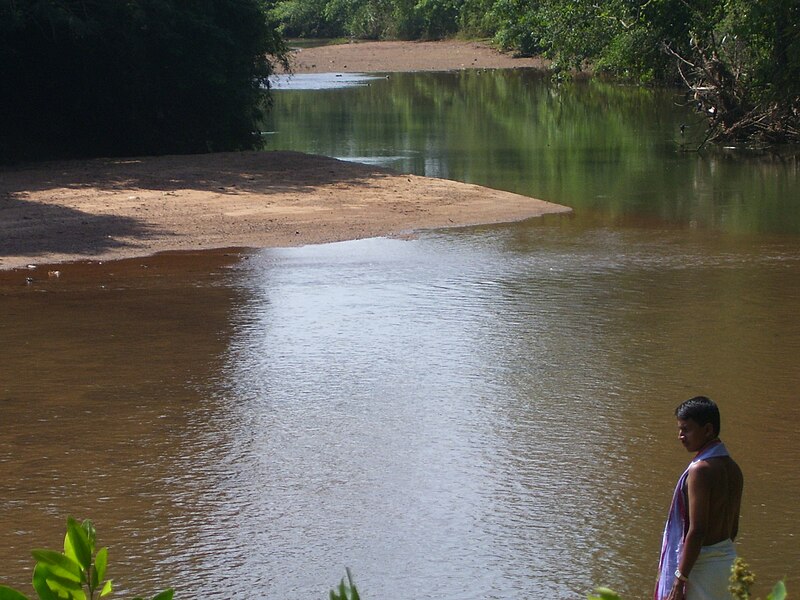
[686, 539, 736, 600]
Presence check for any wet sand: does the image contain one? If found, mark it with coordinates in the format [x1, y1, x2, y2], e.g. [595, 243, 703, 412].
[1, 42, 566, 273]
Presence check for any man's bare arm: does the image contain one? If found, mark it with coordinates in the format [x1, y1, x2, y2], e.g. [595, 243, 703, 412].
[667, 463, 712, 600]
[681, 463, 712, 573]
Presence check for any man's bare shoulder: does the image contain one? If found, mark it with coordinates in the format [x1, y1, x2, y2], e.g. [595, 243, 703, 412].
[687, 460, 714, 483]
[693, 454, 740, 467]
[689, 455, 743, 485]
[688, 457, 718, 471]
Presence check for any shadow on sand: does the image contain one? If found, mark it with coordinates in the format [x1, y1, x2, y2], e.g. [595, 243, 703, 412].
[0, 150, 392, 262]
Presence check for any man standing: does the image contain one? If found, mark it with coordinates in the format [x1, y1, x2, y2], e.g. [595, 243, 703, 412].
[655, 396, 744, 600]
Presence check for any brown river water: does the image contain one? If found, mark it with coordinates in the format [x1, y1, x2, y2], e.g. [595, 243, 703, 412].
[2, 70, 800, 599]
[1, 221, 799, 599]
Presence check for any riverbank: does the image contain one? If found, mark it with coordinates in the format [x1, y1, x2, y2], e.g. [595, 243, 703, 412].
[0, 41, 566, 273]
[0, 151, 569, 272]
[281, 39, 550, 73]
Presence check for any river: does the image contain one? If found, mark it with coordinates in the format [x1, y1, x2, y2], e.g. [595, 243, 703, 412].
[0, 69, 798, 599]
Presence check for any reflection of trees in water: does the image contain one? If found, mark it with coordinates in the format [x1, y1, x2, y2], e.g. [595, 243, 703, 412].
[264, 70, 800, 234]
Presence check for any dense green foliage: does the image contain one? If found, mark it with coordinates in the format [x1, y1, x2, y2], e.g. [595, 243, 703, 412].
[0, 0, 287, 162]
[272, 0, 799, 144]
[271, 0, 483, 39]
[0, 518, 172, 600]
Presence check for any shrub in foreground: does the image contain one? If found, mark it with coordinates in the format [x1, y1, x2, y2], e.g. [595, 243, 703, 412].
[0, 517, 172, 600]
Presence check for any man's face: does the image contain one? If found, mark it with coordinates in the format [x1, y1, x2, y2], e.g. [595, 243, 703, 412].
[677, 418, 714, 453]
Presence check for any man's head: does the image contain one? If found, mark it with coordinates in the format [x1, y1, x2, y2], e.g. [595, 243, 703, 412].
[675, 395, 721, 435]
[675, 396, 720, 451]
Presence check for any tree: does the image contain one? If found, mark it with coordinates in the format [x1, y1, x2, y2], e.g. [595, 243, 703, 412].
[271, 0, 343, 37]
[0, 0, 288, 163]
[659, 0, 800, 144]
[484, 0, 800, 144]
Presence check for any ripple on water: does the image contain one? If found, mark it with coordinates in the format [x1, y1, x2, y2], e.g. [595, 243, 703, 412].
[2, 226, 799, 598]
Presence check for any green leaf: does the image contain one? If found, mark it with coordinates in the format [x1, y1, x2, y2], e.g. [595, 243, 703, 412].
[345, 568, 359, 600]
[32, 565, 61, 600]
[65, 518, 92, 572]
[80, 521, 96, 553]
[30, 551, 81, 582]
[99, 580, 112, 598]
[330, 571, 359, 600]
[589, 588, 622, 600]
[63, 532, 76, 566]
[94, 548, 108, 583]
[766, 580, 786, 600]
[33, 564, 84, 598]
[0, 585, 30, 600]
[151, 590, 174, 600]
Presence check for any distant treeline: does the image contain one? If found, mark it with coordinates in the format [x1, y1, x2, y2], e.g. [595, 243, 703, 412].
[0, 0, 287, 163]
[274, 0, 800, 145]
[1, 0, 796, 161]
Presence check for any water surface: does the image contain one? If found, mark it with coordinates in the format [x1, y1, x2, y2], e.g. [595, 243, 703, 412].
[1, 70, 799, 599]
[265, 70, 800, 234]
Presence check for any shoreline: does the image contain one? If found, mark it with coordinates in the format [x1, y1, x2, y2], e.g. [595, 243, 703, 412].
[1, 150, 570, 274]
[1, 41, 567, 275]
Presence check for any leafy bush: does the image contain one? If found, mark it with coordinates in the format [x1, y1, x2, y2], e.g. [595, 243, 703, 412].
[729, 558, 787, 600]
[272, 0, 342, 37]
[0, 517, 172, 600]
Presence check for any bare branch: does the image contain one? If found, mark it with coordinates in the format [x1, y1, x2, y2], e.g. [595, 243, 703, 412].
[662, 42, 696, 68]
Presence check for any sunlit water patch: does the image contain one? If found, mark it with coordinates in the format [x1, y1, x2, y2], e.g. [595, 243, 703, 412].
[190, 228, 800, 598]
[269, 73, 389, 90]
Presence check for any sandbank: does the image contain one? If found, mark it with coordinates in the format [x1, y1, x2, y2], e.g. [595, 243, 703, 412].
[282, 39, 550, 73]
[1, 41, 566, 273]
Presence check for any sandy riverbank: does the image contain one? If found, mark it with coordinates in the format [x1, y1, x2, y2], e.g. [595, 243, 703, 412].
[1, 41, 566, 272]
[282, 39, 550, 73]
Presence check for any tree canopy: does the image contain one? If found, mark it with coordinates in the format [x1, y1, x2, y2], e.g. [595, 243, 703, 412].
[0, 0, 288, 163]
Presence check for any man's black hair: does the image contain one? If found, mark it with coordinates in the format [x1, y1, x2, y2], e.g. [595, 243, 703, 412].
[675, 395, 721, 436]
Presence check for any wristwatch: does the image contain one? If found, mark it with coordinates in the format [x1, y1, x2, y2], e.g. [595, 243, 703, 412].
[675, 569, 689, 582]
